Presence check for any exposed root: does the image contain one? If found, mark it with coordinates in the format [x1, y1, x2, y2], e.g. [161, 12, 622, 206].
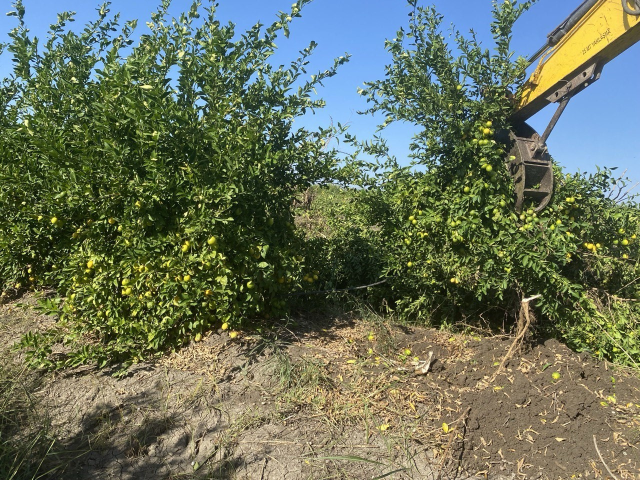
[490, 294, 540, 383]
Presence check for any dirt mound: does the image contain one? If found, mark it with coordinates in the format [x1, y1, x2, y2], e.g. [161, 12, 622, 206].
[0, 297, 638, 479]
[436, 336, 639, 478]
[320, 320, 640, 479]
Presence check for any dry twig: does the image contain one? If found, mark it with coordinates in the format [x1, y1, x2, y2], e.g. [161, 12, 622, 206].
[593, 435, 619, 480]
[436, 407, 472, 480]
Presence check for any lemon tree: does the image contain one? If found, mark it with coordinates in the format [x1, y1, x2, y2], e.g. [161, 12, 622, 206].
[0, 0, 347, 369]
[349, 0, 640, 365]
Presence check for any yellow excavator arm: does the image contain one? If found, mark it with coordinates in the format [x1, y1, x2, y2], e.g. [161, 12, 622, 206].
[515, 0, 640, 121]
[506, 0, 640, 212]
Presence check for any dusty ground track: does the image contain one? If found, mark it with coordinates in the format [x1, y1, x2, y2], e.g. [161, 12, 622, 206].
[1, 296, 639, 479]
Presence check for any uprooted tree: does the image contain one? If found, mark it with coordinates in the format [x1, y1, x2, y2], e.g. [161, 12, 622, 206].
[336, 0, 640, 366]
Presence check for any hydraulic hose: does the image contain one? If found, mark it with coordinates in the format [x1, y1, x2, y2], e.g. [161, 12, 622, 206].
[531, 0, 640, 63]
[529, 0, 599, 63]
[623, 0, 640, 15]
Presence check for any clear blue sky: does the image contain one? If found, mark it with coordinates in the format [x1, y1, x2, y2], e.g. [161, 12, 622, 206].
[2, 0, 639, 184]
